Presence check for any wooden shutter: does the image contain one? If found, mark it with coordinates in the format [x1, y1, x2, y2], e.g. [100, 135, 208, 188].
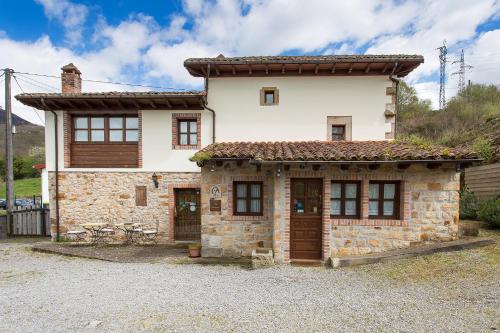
[135, 186, 147, 206]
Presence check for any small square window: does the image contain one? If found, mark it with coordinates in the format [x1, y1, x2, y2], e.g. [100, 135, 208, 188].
[233, 181, 263, 216]
[178, 119, 197, 146]
[332, 125, 346, 141]
[369, 181, 400, 219]
[260, 87, 278, 106]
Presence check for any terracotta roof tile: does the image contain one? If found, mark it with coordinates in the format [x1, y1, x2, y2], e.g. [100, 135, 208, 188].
[16, 91, 205, 99]
[185, 54, 424, 65]
[193, 141, 478, 162]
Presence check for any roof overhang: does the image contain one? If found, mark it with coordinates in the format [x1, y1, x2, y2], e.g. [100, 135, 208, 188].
[184, 55, 424, 78]
[15, 92, 206, 111]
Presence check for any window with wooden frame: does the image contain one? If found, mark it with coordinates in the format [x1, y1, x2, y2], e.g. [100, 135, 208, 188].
[330, 181, 361, 218]
[368, 181, 400, 219]
[72, 115, 139, 143]
[135, 186, 147, 206]
[233, 181, 263, 216]
[260, 87, 279, 106]
[177, 119, 198, 146]
[331, 125, 346, 141]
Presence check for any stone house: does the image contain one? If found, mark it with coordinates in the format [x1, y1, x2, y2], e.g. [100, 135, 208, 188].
[16, 55, 479, 264]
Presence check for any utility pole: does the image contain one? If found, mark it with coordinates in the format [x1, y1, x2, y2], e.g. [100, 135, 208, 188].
[3, 68, 14, 234]
[452, 49, 473, 93]
[437, 41, 447, 111]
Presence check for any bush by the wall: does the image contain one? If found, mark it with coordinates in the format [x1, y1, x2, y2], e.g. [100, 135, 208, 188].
[459, 186, 478, 220]
[477, 197, 500, 228]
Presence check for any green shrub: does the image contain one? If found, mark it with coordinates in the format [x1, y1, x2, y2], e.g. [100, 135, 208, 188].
[459, 186, 478, 220]
[477, 197, 500, 228]
[472, 137, 495, 163]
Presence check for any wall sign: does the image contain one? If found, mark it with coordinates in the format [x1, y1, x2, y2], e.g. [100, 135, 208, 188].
[210, 199, 221, 212]
[209, 185, 222, 198]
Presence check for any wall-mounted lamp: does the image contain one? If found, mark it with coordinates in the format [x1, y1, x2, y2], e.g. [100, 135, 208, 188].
[210, 162, 216, 172]
[276, 164, 282, 177]
[152, 173, 159, 188]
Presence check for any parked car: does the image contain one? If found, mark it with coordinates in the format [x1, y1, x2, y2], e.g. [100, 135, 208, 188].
[0, 199, 6, 210]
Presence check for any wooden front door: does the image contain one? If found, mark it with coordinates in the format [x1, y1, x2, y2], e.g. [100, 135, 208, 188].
[174, 188, 201, 241]
[290, 179, 323, 260]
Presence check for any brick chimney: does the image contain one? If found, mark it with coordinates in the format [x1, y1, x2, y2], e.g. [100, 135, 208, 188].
[61, 63, 81, 94]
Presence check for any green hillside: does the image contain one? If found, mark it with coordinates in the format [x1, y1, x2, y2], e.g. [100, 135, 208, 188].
[397, 83, 500, 163]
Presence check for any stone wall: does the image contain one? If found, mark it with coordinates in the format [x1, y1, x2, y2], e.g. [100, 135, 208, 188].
[48, 171, 200, 240]
[200, 164, 274, 257]
[200, 161, 460, 264]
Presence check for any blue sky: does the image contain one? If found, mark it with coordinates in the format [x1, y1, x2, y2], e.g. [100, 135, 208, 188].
[0, 0, 499, 124]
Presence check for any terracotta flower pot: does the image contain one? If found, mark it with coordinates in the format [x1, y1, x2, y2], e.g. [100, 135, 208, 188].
[188, 244, 201, 258]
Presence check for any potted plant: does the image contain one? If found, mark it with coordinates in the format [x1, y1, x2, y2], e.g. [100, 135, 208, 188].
[188, 243, 202, 258]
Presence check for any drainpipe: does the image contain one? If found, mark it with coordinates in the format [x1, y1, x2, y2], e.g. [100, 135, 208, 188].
[203, 63, 216, 143]
[389, 62, 399, 139]
[43, 98, 60, 241]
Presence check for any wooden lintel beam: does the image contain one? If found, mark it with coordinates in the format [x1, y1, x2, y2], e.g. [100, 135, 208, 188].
[331, 63, 336, 74]
[48, 100, 64, 110]
[314, 64, 319, 75]
[365, 63, 371, 73]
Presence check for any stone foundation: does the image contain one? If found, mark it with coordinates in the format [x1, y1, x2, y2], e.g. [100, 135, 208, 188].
[201, 162, 460, 264]
[48, 171, 200, 241]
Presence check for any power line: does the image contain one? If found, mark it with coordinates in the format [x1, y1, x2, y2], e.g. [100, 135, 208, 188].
[13, 71, 192, 91]
[15, 73, 60, 92]
[11, 74, 46, 125]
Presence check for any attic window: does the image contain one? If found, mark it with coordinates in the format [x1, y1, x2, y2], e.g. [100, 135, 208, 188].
[260, 87, 279, 106]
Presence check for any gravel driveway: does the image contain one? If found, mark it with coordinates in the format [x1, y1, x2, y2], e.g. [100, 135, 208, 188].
[1, 240, 499, 333]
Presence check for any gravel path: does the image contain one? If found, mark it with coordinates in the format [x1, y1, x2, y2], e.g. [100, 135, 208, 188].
[1, 241, 499, 333]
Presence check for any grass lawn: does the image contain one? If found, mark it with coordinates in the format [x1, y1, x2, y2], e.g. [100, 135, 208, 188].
[0, 177, 41, 198]
[363, 223, 500, 283]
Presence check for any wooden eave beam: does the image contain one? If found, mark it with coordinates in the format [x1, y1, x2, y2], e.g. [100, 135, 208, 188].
[331, 63, 336, 74]
[314, 64, 319, 75]
[348, 63, 353, 74]
[426, 162, 442, 170]
[382, 63, 389, 73]
[164, 98, 172, 109]
[200, 66, 207, 76]
[130, 99, 140, 109]
[298, 64, 302, 74]
[281, 64, 285, 74]
[248, 65, 252, 75]
[368, 163, 380, 170]
[80, 100, 92, 109]
[231, 65, 236, 75]
[147, 99, 157, 109]
[214, 66, 220, 76]
[116, 99, 125, 109]
[98, 100, 109, 109]
[182, 99, 189, 108]
[365, 63, 371, 73]
[265, 64, 269, 75]
[397, 163, 411, 170]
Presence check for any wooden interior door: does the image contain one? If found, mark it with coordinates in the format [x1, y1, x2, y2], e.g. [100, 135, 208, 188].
[174, 189, 201, 241]
[290, 179, 323, 260]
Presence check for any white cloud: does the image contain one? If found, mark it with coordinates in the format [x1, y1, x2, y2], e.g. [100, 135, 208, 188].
[1, 0, 499, 123]
[35, 0, 88, 45]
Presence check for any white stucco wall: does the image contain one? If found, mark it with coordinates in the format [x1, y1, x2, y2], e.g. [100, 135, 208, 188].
[206, 76, 393, 141]
[44, 75, 392, 172]
[44, 110, 210, 172]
